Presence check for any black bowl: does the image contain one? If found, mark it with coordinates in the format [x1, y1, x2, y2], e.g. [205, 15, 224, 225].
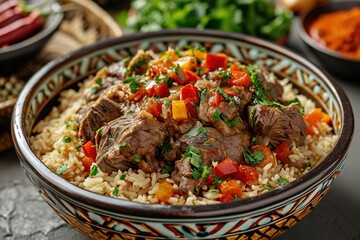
[298, 1, 360, 78]
[0, 1, 63, 75]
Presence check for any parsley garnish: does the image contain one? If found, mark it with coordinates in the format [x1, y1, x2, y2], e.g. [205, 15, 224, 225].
[249, 106, 257, 127]
[196, 67, 202, 75]
[119, 142, 127, 147]
[278, 178, 288, 186]
[233, 195, 241, 200]
[129, 81, 141, 93]
[213, 110, 221, 121]
[63, 136, 71, 143]
[96, 77, 103, 87]
[155, 74, 173, 88]
[214, 86, 231, 102]
[264, 183, 272, 191]
[218, 68, 232, 81]
[174, 47, 183, 58]
[160, 143, 173, 156]
[247, 65, 266, 101]
[243, 148, 265, 167]
[126, 109, 133, 114]
[160, 163, 174, 174]
[163, 99, 171, 105]
[75, 145, 82, 150]
[56, 165, 67, 175]
[192, 168, 201, 180]
[96, 128, 102, 135]
[213, 175, 223, 185]
[113, 186, 119, 196]
[90, 165, 98, 177]
[91, 77, 103, 94]
[129, 53, 147, 70]
[134, 155, 141, 162]
[286, 98, 304, 115]
[200, 89, 207, 101]
[65, 120, 78, 130]
[120, 174, 126, 180]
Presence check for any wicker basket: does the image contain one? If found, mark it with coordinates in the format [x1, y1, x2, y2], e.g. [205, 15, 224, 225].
[0, 0, 123, 151]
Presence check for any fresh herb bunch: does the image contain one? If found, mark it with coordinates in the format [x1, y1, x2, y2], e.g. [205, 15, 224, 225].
[119, 0, 292, 41]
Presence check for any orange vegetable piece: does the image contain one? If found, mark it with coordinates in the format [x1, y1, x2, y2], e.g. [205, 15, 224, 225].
[219, 179, 243, 202]
[172, 100, 188, 121]
[155, 181, 174, 203]
[250, 145, 277, 169]
[304, 108, 331, 135]
[274, 141, 292, 163]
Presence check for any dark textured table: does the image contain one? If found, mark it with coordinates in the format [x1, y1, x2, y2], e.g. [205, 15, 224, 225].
[1, 19, 359, 240]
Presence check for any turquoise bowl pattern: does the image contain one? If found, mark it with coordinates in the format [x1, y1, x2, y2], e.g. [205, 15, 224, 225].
[12, 30, 354, 239]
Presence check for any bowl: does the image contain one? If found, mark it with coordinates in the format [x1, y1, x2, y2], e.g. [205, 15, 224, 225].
[0, 0, 64, 75]
[12, 29, 354, 239]
[298, 1, 360, 78]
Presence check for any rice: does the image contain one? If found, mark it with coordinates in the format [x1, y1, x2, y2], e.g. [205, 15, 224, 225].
[30, 75, 337, 206]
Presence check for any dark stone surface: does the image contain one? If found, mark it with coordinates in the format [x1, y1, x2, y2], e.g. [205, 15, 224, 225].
[1, 18, 360, 240]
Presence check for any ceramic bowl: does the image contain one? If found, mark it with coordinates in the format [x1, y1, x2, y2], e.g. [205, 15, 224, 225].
[0, 0, 63, 75]
[298, 1, 360, 78]
[12, 30, 354, 239]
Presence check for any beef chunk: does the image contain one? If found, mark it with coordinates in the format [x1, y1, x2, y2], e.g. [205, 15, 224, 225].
[249, 103, 307, 147]
[171, 158, 203, 195]
[95, 111, 168, 174]
[258, 71, 284, 102]
[78, 97, 122, 144]
[179, 127, 250, 165]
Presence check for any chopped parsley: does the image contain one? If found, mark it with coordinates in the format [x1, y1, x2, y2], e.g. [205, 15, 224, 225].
[264, 183, 272, 191]
[213, 175, 223, 185]
[119, 142, 127, 147]
[195, 67, 202, 75]
[126, 109, 133, 114]
[90, 165, 98, 177]
[214, 86, 231, 102]
[247, 65, 266, 101]
[96, 128, 102, 135]
[129, 53, 147, 70]
[160, 142, 173, 156]
[160, 163, 174, 174]
[243, 148, 265, 167]
[301, 163, 312, 173]
[154, 74, 173, 87]
[134, 155, 141, 162]
[120, 174, 126, 180]
[192, 168, 201, 180]
[122, 76, 142, 93]
[174, 47, 183, 57]
[213, 110, 221, 121]
[278, 178, 288, 186]
[233, 195, 241, 200]
[63, 136, 71, 143]
[91, 77, 103, 94]
[75, 145, 82, 150]
[251, 136, 257, 145]
[218, 68, 232, 81]
[183, 146, 209, 180]
[113, 186, 119, 196]
[56, 165, 67, 175]
[65, 120, 78, 130]
[200, 89, 207, 101]
[214, 112, 242, 127]
[286, 98, 304, 115]
[249, 106, 257, 127]
[96, 77, 103, 87]
[203, 138, 215, 146]
[163, 99, 171, 105]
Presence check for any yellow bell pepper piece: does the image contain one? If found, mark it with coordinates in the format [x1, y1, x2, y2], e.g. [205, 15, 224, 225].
[172, 100, 188, 121]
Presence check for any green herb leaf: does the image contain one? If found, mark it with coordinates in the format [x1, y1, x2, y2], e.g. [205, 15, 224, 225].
[213, 110, 221, 121]
[113, 186, 119, 196]
[214, 86, 231, 102]
[63, 136, 71, 143]
[56, 165, 67, 175]
[120, 174, 126, 180]
[278, 178, 289, 186]
[65, 120, 78, 130]
[190, 153, 201, 168]
[163, 99, 171, 105]
[129, 81, 140, 93]
[243, 149, 264, 167]
[75, 145, 82, 150]
[126, 109, 133, 114]
[192, 168, 201, 180]
[200, 89, 207, 101]
[249, 106, 256, 127]
[96, 77, 103, 87]
[264, 183, 272, 191]
[119, 142, 127, 147]
[160, 163, 174, 174]
[90, 165, 98, 177]
[91, 85, 99, 94]
[96, 128, 102, 135]
[134, 155, 141, 162]
[218, 68, 232, 81]
[198, 127, 208, 140]
[233, 195, 241, 200]
[227, 117, 241, 127]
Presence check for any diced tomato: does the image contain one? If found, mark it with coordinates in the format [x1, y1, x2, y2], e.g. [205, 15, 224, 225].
[219, 179, 242, 202]
[170, 68, 188, 85]
[82, 141, 97, 162]
[81, 156, 94, 172]
[206, 175, 215, 186]
[209, 92, 224, 107]
[250, 145, 277, 169]
[230, 65, 241, 72]
[154, 83, 170, 98]
[223, 87, 238, 96]
[233, 165, 259, 185]
[213, 158, 239, 178]
[128, 85, 146, 102]
[146, 81, 157, 97]
[155, 181, 174, 203]
[147, 101, 163, 118]
[274, 141, 292, 163]
[304, 108, 332, 135]
[205, 53, 228, 71]
[186, 70, 201, 83]
[181, 84, 200, 102]
[229, 70, 251, 87]
[185, 101, 197, 118]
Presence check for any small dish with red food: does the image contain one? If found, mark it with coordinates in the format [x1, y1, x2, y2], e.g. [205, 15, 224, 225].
[0, 0, 63, 75]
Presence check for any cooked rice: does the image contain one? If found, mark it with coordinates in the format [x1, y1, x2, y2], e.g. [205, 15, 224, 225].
[30, 78, 337, 205]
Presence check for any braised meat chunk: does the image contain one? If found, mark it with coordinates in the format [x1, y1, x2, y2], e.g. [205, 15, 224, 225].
[95, 111, 168, 174]
[78, 97, 123, 144]
[249, 103, 307, 147]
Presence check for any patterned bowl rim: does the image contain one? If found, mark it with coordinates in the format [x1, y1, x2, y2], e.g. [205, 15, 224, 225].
[12, 29, 354, 219]
[298, 0, 360, 63]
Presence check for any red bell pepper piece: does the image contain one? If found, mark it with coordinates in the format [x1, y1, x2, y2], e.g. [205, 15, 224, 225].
[154, 83, 170, 98]
[81, 156, 95, 172]
[186, 70, 201, 83]
[146, 81, 156, 97]
[181, 84, 200, 102]
[233, 165, 259, 185]
[205, 53, 228, 71]
[82, 141, 97, 162]
[219, 179, 243, 202]
[228, 70, 251, 87]
[274, 141, 291, 162]
[209, 92, 224, 107]
[213, 158, 239, 178]
[147, 101, 163, 118]
[185, 101, 197, 118]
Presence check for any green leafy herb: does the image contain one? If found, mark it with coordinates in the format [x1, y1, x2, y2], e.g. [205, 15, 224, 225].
[155, 74, 173, 87]
[301, 163, 312, 173]
[243, 149, 265, 167]
[126, 109, 133, 114]
[174, 47, 183, 58]
[134, 155, 141, 162]
[233, 194, 241, 200]
[91, 85, 99, 94]
[91, 77, 103, 94]
[120, 174, 126, 180]
[203, 138, 215, 146]
[249, 106, 257, 127]
[214, 86, 231, 102]
[129, 81, 141, 93]
[119, 142, 127, 147]
[163, 99, 171, 105]
[160, 163, 174, 174]
[65, 120, 78, 130]
[226, 117, 241, 127]
[264, 183, 272, 191]
[96, 77, 103, 87]
[213, 175, 223, 185]
[201, 165, 211, 179]
[160, 143, 173, 156]
[278, 178, 288, 186]
[196, 67, 202, 75]
[192, 168, 201, 180]
[218, 68, 232, 81]
[129, 53, 147, 70]
[113, 186, 119, 196]
[213, 110, 221, 121]
[75, 145, 82, 150]
[56, 165, 67, 175]
[190, 153, 201, 168]
[200, 89, 207, 101]
[63, 136, 71, 143]
[96, 128, 102, 135]
[122, 76, 136, 84]
[286, 98, 304, 115]
[90, 165, 98, 177]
